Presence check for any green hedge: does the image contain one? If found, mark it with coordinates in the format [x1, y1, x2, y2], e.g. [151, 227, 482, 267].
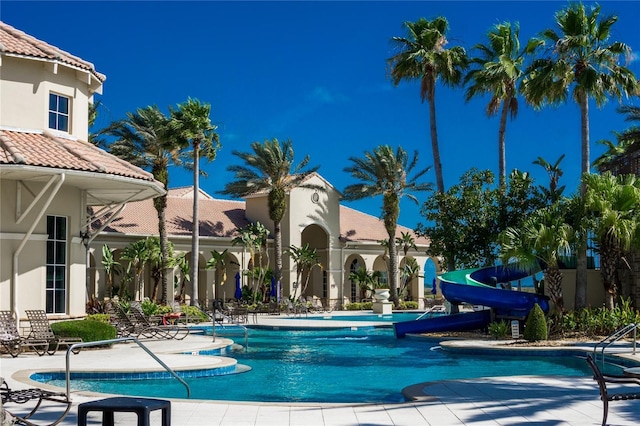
[51, 319, 117, 342]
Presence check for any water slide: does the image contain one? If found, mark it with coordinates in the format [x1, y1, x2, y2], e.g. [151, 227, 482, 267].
[393, 265, 549, 338]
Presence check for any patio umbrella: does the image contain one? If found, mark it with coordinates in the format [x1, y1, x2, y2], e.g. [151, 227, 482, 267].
[270, 276, 277, 298]
[234, 272, 242, 300]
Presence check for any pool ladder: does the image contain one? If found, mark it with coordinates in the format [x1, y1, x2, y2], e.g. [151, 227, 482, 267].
[65, 338, 191, 400]
[592, 322, 638, 368]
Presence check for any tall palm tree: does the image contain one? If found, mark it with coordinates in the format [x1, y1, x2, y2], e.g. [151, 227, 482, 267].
[232, 222, 270, 303]
[121, 239, 150, 301]
[105, 105, 178, 304]
[388, 17, 468, 194]
[221, 138, 319, 289]
[170, 98, 221, 307]
[286, 244, 322, 300]
[583, 172, 640, 309]
[521, 3, 640, 309]
[465, 22, 535, 190]
[500, 201, 574, 317]
[343, 145, 433, 307]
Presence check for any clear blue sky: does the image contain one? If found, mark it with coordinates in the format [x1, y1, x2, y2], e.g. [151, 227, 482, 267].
[3, 1, 639, 229]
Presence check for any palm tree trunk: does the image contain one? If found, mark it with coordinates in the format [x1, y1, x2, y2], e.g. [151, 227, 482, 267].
[575, 94, 590, 309]
[545, 267, 564, 316]
[155, 194, 170, 304]
[387, 235, 400, 308]
[190, 138, 200, 307]
[274, 220, 282, 286]
[428, 89, 444, 194]
[498, 99, 509, 190]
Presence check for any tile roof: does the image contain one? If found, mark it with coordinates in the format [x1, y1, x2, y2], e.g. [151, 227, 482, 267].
[99, 188, 249, 238]
[339, 205, 429, 245]
[99, 187, 429, 246]
[0, 21, 106, 83]
[0, 129, 156, 182]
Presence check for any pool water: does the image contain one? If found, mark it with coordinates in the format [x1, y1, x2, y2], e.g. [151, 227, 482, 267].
[42, 327, 596, 403]
[294, 312, 424, 322]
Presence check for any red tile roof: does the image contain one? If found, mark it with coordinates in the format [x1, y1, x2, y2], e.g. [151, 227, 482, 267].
[339, 205, 429, 245]
[0, 21, 106, 83]
[0, 130, 156, 182]
[100, 187, 429, 246]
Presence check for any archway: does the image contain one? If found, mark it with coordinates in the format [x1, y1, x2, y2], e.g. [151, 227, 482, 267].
[299, 224, 328, 302]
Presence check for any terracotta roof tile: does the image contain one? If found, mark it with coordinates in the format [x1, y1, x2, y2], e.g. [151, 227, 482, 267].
[99, 187, 429, 246]
[0, 21, 106, 82]
[100, 191, 250, 238]
[0, 130, 156, 182]
[340, 205, 429, 245]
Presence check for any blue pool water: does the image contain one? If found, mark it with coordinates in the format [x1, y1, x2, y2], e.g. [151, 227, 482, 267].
[40, 327, 597, 403]
[294, 313, 423, 322]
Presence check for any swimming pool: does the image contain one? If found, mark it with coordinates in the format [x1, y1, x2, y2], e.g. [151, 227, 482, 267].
[293, 312, 424, 322]
[37, 327, 600, 403]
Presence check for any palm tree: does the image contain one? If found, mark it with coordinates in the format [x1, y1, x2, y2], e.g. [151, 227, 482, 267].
[501, 201, 574, 317]
[206, 249, 228, 302]
[533, 155, 566, 204]
[101, 244, 120, 298]
[105, 105, 179, 304]
[521, 3, 640, 309]
[286, 244, 322, 300]
[594, 105, 640, 174]
[221, 138, 319, 288]
[465, 22, 535, 190]
[388, 17, 468, 194]
[232, 222, 270, 303]
[343, 145, 433, 307]
[348, 267, 382, 300]
[170, 98, 221, 307]
[583, 172, 640, 309]
[121, 239, 150, 301]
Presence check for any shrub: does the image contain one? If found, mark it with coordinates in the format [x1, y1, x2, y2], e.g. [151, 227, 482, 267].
[86, 314, 111, 324]
[523, 303, 548, 342]
[398, 301, 419, 310]
[345, 302, 373, 310]
[140, 299, 160, 316]
[51, 319, 117, 342]
[179, 305, 208, 322]
[488, 320, 510, 339]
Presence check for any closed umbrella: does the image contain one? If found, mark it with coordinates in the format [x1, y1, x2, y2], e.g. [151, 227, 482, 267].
[270, 276, 277, 298]
[234, 272, 242, 300]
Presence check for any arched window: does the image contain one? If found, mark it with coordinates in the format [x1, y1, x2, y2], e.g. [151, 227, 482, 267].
[350, 259, 359, 302]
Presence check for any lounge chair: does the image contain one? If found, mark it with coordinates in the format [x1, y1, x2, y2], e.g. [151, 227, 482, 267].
[127, 305, 189, 340]
[24, 310, 82, 356]
[0, 311, 49, 357]
[1, 377, 71, 425]
[585, 354, 640, 426]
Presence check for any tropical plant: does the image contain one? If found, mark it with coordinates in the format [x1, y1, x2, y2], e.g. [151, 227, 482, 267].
[170, 98, 221, 307]
[348, 267, 382, 300]
[500, 201, 574, 316]
[105, 105, 180, 304]
[101, 244, 120, 298]
[232, 222, 271, 303]
[533, 155, 566, 204]
[343, 145, 432, 307]
[145, 237, 174, 302]
[120, 239, 151, 301]
[221, 138, 319, 288]
[175, 252, 190, 303]
[583, 172, 640, 309]
[594, 105, 640, 174]
[399, 257, 420, 300]
[286, 244, 322, 300]
[465, 22, 535, 190]
[206, 249, 228, 301]
[488, 320, 511, 339]
[521, 3, 640, 309]
[388, 17, 468, 194]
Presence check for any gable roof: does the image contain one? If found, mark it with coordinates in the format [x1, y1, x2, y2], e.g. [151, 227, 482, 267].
[0, 21, 106, 85]
[339, 205, 429, 245]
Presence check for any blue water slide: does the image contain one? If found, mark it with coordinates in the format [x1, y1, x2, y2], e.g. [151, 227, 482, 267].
[393, 265, 549, 338]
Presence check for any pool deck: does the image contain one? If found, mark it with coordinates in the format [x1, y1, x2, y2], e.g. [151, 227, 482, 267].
[2, 312, 640, 425]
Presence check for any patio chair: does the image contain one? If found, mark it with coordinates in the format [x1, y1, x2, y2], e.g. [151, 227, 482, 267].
[128, 305, 189, 340]
[585, 354, 640, 426]
[23, 310, 82, 356]
[0, 311, 49, 357]
[1, 377, 71, 425]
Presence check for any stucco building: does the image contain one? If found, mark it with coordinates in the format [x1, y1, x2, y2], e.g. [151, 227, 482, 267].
[0, 22, 165, 320]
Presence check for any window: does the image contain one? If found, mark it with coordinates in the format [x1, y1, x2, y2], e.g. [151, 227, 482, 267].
[48, 93, 70, 132]
[350, 259, 358, 302]
[46, 216, 67, 313]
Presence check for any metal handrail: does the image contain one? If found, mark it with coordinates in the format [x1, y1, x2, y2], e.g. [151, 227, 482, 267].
[416, 304, 447, 320]
[209, 307, 249, 349]
[592, 322, 638, 367]
[65, 337, 191, 399]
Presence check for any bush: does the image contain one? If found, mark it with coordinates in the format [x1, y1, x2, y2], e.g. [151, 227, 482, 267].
[523, 303, 548, 342]
[398, 301, 419, 310]
[179, 305, 208, 322]
[345, 302, 373, 311]
[488, 320, 510, 339]
[86, 314, 111, 324]
[51, 319, 117, 342]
